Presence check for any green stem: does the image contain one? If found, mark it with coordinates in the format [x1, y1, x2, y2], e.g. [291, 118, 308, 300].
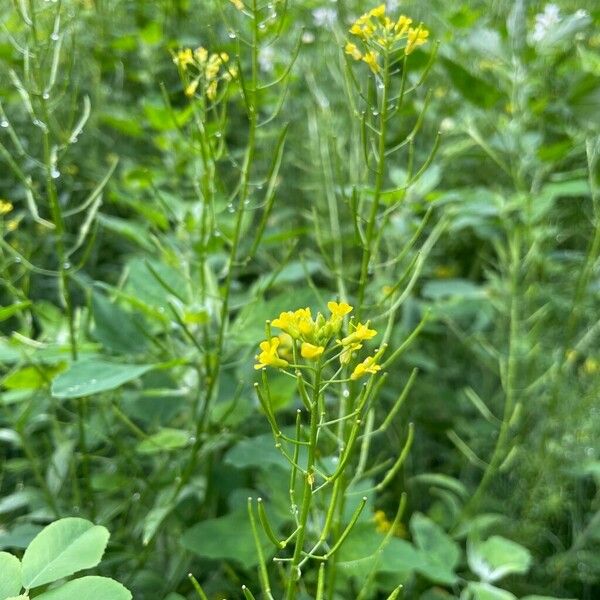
[357, 54, 390, 318]
[285, 364, 322, 600]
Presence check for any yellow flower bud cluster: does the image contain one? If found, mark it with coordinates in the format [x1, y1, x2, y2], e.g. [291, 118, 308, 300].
[254, 301, 383, 381]
[173, 47, 238, 101]
[345, 4, 429, 74]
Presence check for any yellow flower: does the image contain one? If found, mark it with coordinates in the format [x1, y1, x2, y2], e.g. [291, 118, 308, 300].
[350, 355, 382, 380]
[0, 200, 14, 216]
[362, 50, 381, 74]
[405, 26, 429, 55]
[194, 46, 208, 64]
[583, 357, 600, 375]
[205, 53, 222, 80]
[368, 4, 386, 19]
[341, 322, 377, 346]
[174, 48, 194, 70]
[345, 42, 363, 60]
[229, 0, 244, 9]
[272, 307, 315, 340]
[340, 342, 362, 365]
[301, 342, 325, 360]
[206, 80, 218, 100]
[395, 15, 412, 36]
[328, 301, 353, 318]
[277, 333, 294, 361]
[255, 337, 289, 370]
[185, 79, 199, 98]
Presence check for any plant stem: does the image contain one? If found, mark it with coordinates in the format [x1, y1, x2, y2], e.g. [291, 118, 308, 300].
[285, 364, 322, 600]
[357, 54, 390, 318]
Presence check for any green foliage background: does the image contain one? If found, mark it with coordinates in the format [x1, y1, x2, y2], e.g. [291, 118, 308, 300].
[0, 0, 599, 598]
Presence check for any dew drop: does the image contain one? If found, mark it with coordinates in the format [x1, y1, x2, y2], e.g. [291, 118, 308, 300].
[342, 388, 350, 398]
[227, 203, 235, 213]
[51, 168, 60, 179]
[228, 31, 237, 39]
[62, 261, 71, 269]
[42, 92, 50, 100]
[0, 119, 8, 128]
[50, 33, 59, 41]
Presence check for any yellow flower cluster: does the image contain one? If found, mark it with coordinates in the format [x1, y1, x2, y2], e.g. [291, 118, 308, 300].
[254, 301, 383, 381]
[345, 4, 429, 73]
[173, 47, 237, 100]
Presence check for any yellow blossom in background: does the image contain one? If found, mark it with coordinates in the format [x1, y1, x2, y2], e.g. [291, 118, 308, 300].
[405, 27, 429, 54]
[185, 79, 199, 98]
[173, 48, 194, 70]
[301, 342, 325, 360]
[229, 0, 244, 9]
[583, 357, 600, 375]
[351, 355, 382, 380]
[194, 46, 208, 64]
[373, 511, 406, 537]
[0, 200, 14, 215]
[206, 80, 218, 100]
[255, 337, 289, 370]
[345, 42, 363, 60]
[362, 50, 380, 74]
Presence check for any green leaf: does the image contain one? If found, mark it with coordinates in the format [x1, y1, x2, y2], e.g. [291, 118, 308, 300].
[467, 536, 531, 583]
[410, 513, 460, 585]
[21, 518, 110, 588]
[92, 291, 148, 354]
[225, 432, 288, 471]
[181, 509, 279, 570]
[51, 359, 153, 399]
[0, 552, 22, 599]
[464, 582, 516, 600]
[136, 429, 190, 454]
[34, 576, 131, 600]
[0, 524, 43, 551]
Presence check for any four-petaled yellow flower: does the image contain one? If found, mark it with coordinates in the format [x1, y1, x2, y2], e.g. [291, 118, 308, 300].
[328, 301, 353, 318]
[255, 337, 289, 370]
[301, 342, 325, 360]
[350, 355, 382, 380]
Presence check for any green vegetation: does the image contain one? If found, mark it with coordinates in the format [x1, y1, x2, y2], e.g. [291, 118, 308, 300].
[0, 1, 598, 598]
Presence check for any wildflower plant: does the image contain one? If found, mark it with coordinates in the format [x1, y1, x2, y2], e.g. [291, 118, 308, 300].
[341, 4, 440, 313]
[243, 300, 415, 600]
